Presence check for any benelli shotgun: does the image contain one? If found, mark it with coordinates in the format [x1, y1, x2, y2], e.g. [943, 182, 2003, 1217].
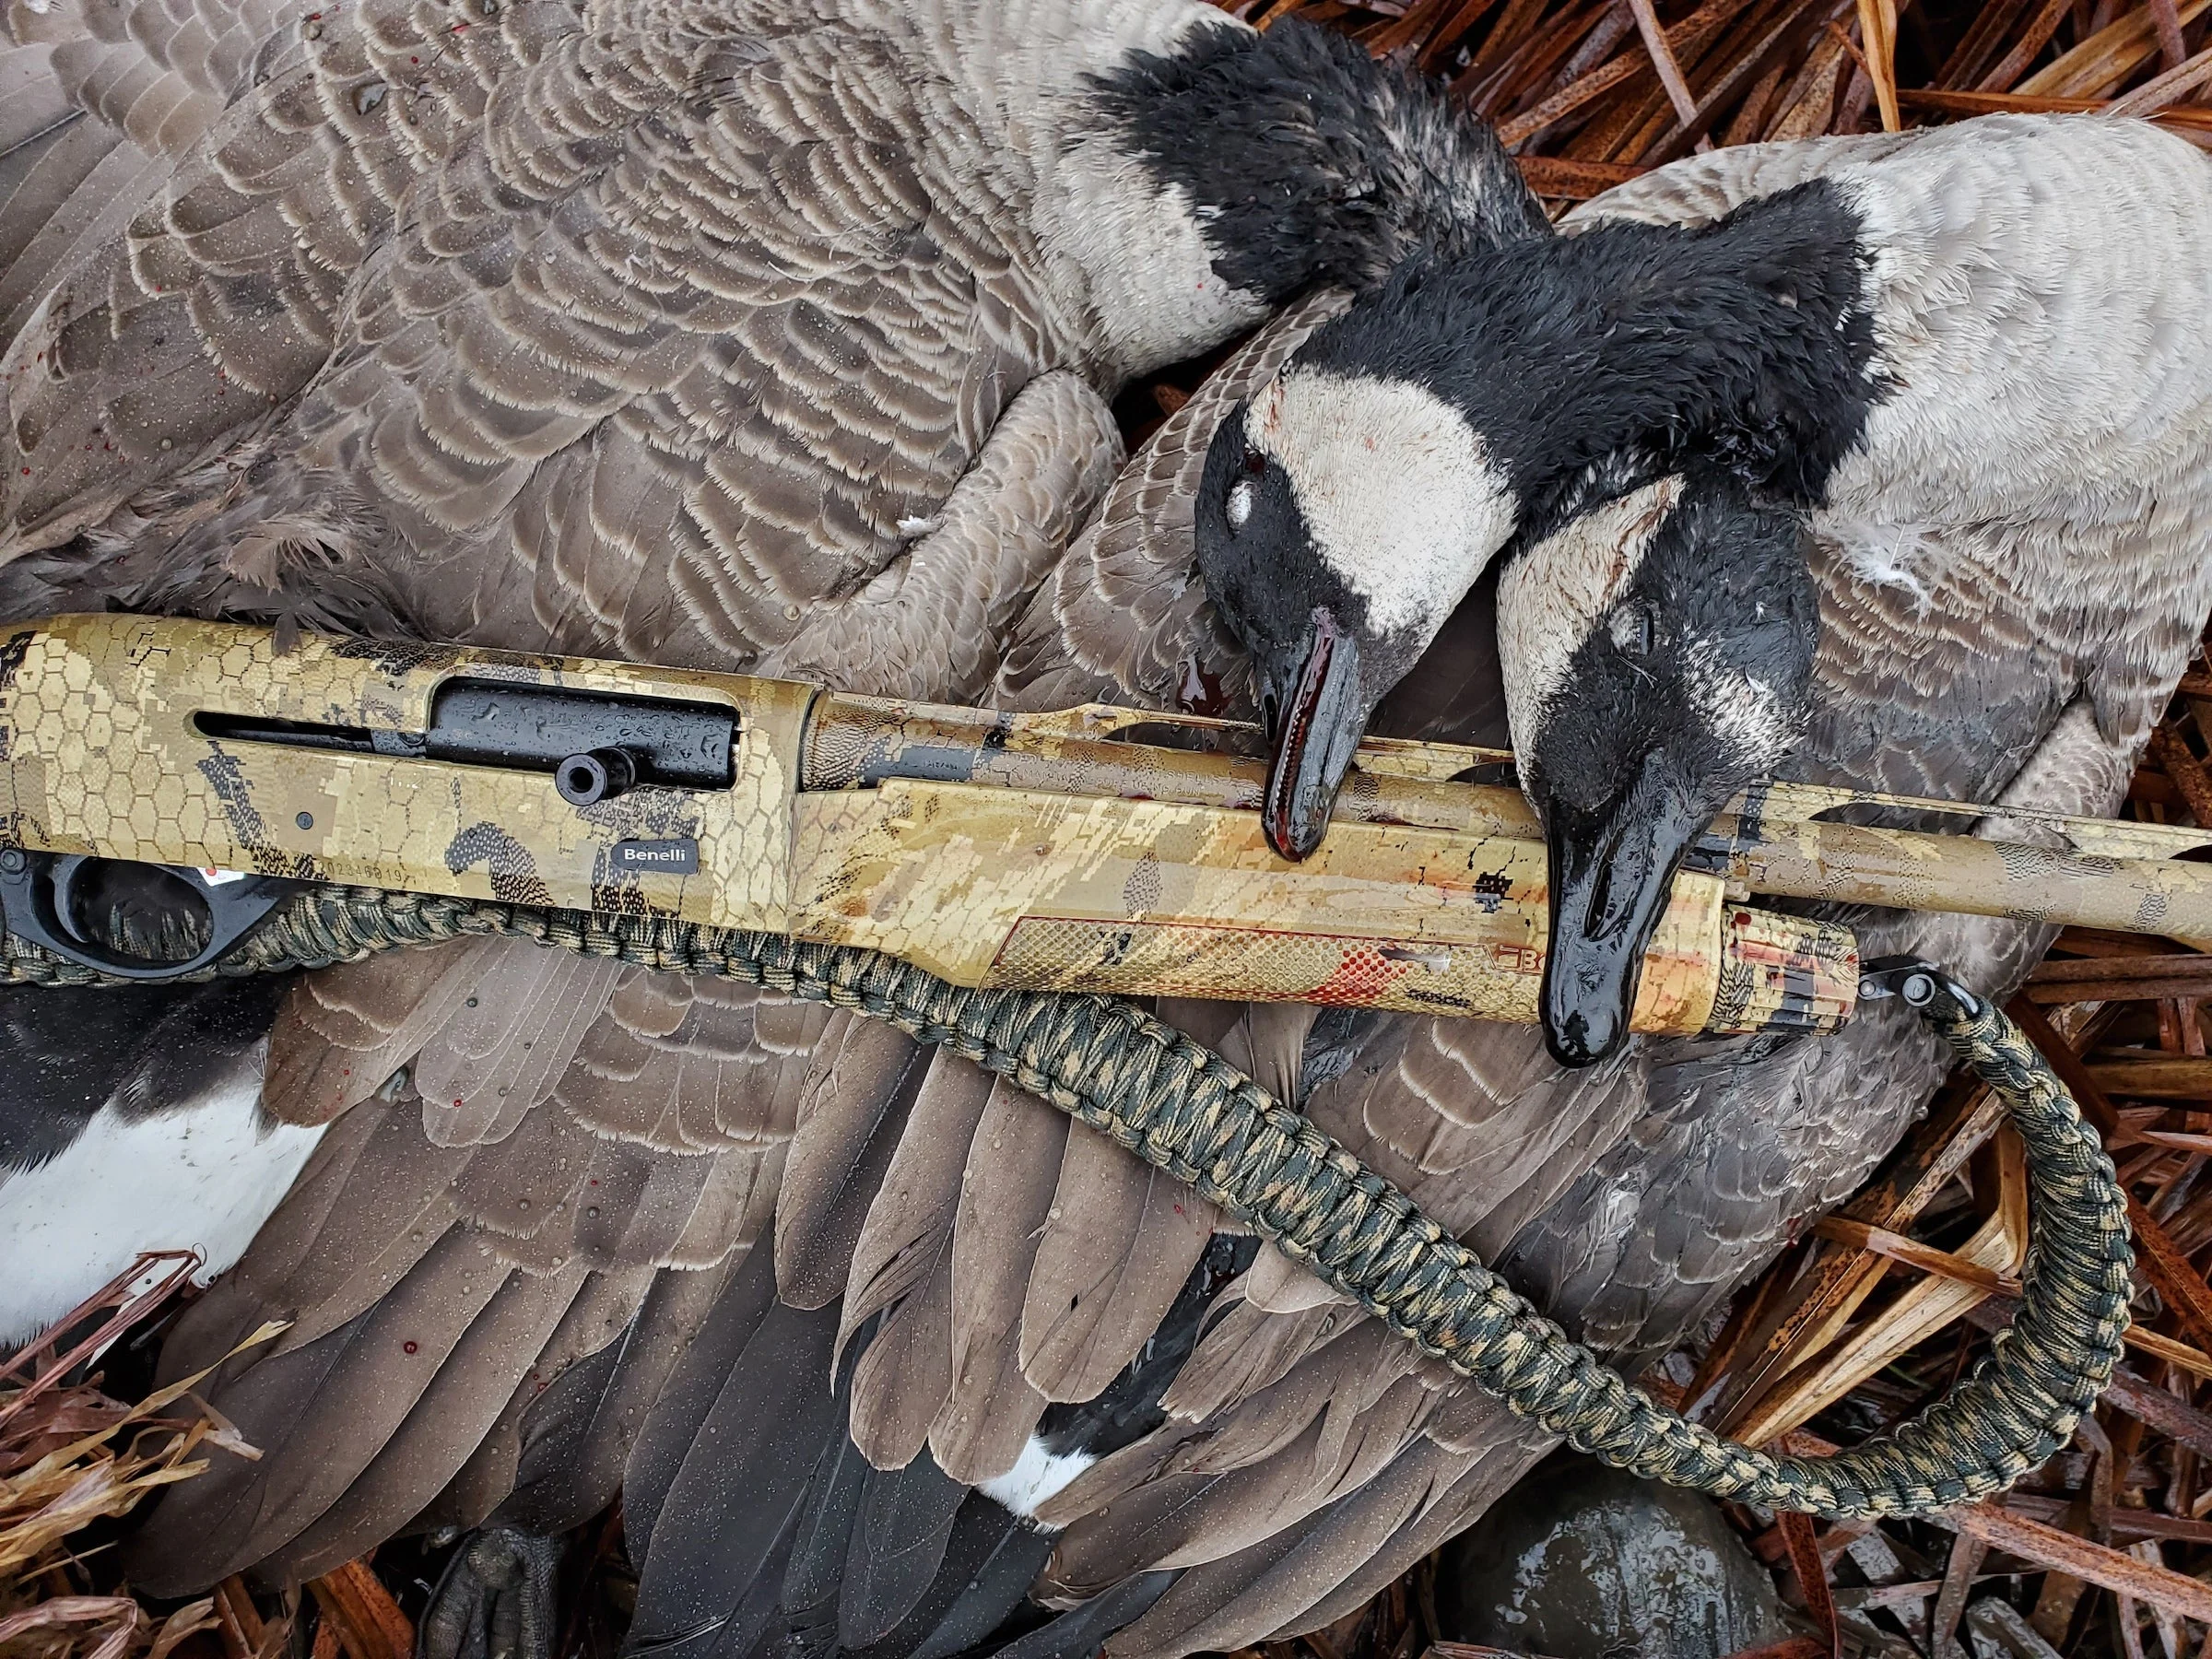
[0, 614, 2206, 1040]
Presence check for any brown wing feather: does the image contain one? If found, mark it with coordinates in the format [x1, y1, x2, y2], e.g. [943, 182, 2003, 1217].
[841, 1056, 996, 1355]
[246, 1265, 606, 1587]
[849, 1246, 957, 1471]
[127, 1226, 512, 1594]
[494, 1250, 750, 1538]
[394, 1265, 658, 1539]
[775, 1014, 929, 1311]
[931, 1079, 1062, 1482]
[1020, 1125, 1217, 1405]
[839, 1054, 996, 1465]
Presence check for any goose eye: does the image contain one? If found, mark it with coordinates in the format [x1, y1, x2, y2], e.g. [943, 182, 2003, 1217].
[1226, 479, 1253, 532]
[1608, 601, 1656, 659]
[1243, 448, 1267, 477]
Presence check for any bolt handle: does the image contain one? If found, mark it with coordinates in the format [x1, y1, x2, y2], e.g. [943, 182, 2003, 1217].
[556, 747, 641, 806]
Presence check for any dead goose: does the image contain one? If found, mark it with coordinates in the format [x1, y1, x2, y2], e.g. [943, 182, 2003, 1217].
[0, 0, 1537, 1336]
[587, 290, 2075, 1659]
[0, 0, 1546, 1631]
[1192, 113, 2212, 909]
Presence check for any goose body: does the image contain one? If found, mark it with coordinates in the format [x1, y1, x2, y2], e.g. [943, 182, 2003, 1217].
[1529, 114, 2212, 803]
[0, 0, 1532, 1334]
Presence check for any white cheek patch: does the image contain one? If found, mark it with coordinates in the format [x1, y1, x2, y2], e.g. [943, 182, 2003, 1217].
[1248, 368, 1515, 641]
[1044, 147, 1269, 377]
[1496, 476, 1683, 760]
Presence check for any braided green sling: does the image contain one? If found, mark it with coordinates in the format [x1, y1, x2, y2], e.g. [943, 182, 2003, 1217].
[3, 886, 2134, 1519]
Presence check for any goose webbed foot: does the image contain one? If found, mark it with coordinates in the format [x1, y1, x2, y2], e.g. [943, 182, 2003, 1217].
[418, 1526, 565, 1659]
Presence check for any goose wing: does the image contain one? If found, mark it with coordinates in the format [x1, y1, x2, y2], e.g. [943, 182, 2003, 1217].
[0, 0, 1113, 676]
[125, 950, 827, 1594]
[1081, 722, 2152, 1659]
[25, 0, 1128, 1594]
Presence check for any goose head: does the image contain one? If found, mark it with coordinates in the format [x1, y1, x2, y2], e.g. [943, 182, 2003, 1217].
[1500, 475, 1819, 1067]
[1194, 362, 1522, 858]
[1193, 185, 1878, 861]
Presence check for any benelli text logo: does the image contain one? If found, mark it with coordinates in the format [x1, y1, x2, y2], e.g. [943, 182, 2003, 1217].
[613, 838, 700, 875]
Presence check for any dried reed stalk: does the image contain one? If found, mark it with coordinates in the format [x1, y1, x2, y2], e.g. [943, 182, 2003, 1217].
[2, 1256, 283, 1659]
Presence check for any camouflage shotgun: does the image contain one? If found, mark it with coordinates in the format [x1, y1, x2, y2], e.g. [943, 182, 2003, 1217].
[0, 613, 2204, 1041]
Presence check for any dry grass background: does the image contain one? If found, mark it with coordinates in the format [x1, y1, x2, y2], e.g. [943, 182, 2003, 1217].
[14, 2, 2212, 1656]
[1219, 0, 2212, 207]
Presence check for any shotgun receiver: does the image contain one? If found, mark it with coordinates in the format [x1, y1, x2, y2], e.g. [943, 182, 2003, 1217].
[0, 614, 2204, 1040]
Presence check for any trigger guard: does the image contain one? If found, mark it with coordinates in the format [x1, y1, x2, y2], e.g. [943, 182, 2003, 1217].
[0, 852, 298, 981]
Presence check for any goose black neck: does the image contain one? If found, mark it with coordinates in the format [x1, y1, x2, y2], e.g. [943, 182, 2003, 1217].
[1299, 179, 1885, 536]
[1090, 18, 1550, 302]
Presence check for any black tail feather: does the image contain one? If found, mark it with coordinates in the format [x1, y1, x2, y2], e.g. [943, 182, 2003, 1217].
[841, 1453, 968, 1648]
[625, 1295, 845, 1653]
[982, 1573, 1179, 1659]
[783, 1427, 871, 1659]
[623, 1245, 782, 1561]
[895, 1500, 1059, 1659]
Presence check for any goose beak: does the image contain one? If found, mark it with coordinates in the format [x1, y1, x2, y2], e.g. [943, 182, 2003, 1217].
[1538, 751, 1710, 1067]
[1258, 607, 1364, 862]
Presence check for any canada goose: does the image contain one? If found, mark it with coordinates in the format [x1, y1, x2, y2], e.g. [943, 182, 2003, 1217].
[583, 294, 2110, 1659]
[0, 0, 1538, 1335]
[1194, 114, 2212, 1065]
[0, 0, 1553, 1636]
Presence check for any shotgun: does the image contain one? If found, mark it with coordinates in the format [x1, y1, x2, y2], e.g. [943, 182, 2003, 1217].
[0, 614, 2203, 1040]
